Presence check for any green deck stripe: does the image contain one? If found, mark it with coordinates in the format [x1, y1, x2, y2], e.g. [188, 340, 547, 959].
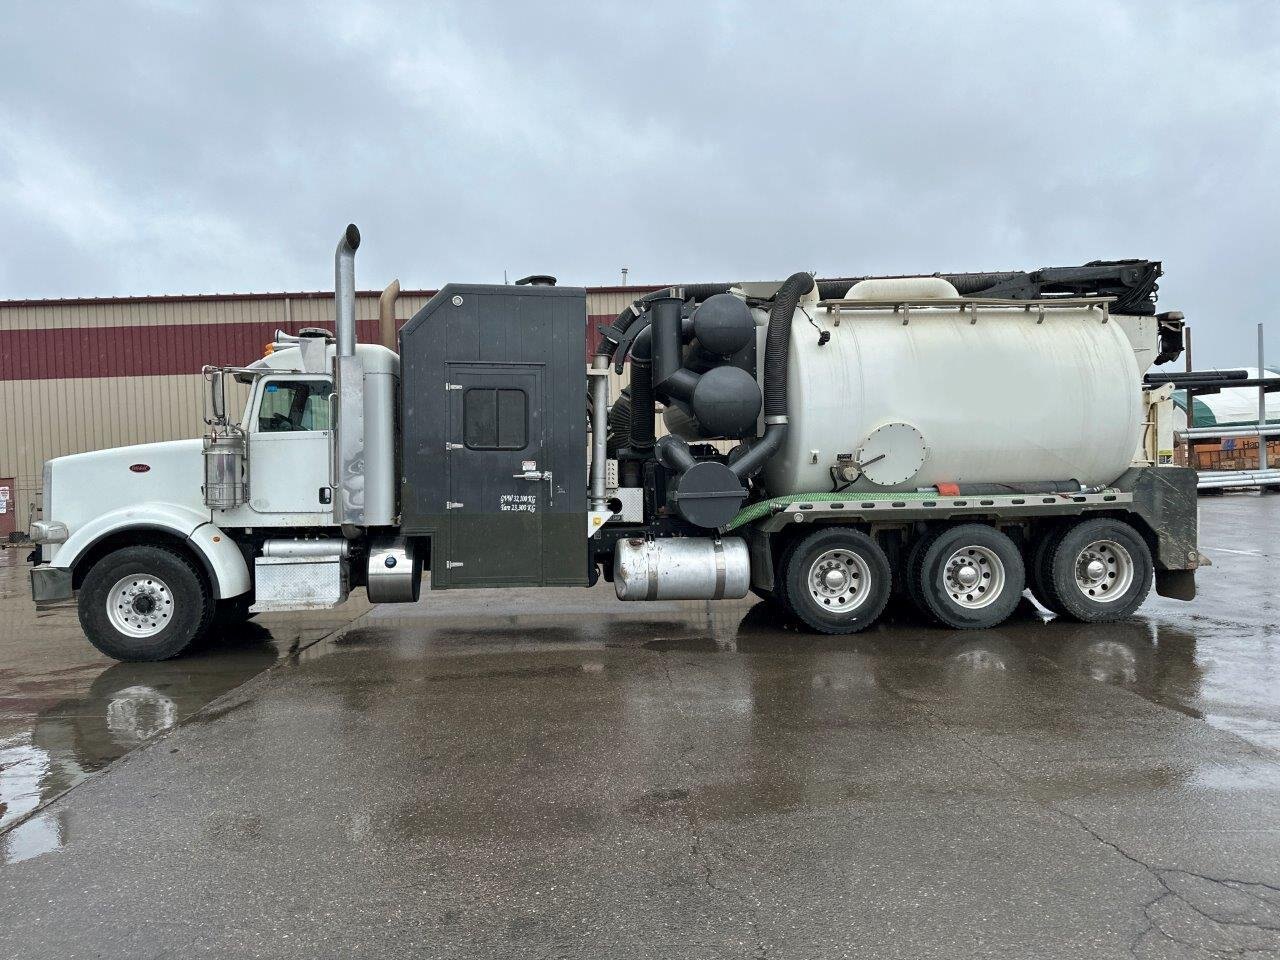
[724, 491, 938, 531]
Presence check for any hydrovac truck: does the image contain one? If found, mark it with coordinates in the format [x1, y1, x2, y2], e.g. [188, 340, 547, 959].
[27, 226, 1201, 661]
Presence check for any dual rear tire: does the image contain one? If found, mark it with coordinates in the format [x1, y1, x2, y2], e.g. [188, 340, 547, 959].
[778, 528, 892, 634]
[908, 524, 1026, 630]
[1028, 518, 1153, 622]
[773, 517, 1154, 635]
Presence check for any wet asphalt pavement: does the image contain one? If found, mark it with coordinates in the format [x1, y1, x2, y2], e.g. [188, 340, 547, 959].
[0, 552, 370, 835]
[1, 494, 1280, 958]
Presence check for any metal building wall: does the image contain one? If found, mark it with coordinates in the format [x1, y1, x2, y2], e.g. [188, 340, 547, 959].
[0, 286, 650, 532]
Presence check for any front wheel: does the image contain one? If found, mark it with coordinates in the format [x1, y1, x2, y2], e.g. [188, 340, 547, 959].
[779, 528, 892, 634]
[77, 545, 214, 661]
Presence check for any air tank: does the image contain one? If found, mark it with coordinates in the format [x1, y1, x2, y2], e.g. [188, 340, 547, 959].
[760, 278, 1143, 496]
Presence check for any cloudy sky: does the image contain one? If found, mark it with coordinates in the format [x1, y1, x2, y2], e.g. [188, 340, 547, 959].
[1, 0, 1277, 367]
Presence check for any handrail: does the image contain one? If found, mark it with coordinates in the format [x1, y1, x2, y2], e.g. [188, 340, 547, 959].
[821, 295, 1116, 310]
[818, 295, 1116, 325]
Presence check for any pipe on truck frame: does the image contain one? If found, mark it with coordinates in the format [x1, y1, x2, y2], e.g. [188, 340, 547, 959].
[589, 356, 610, 509]
[379, 279, 401, 352]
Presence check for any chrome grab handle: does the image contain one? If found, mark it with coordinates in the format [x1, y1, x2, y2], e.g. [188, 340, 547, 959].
[511, 470, 554, 507]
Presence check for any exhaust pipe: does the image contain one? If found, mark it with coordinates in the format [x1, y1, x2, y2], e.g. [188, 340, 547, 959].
[378, 279, 400, 351]
[335, 223, 361, 357]
[332, 224, 365, 529]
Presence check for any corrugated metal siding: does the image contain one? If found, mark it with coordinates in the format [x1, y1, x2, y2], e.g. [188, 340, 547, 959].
[0, 288, 656, 531]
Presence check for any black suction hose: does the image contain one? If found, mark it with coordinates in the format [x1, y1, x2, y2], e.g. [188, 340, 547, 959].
[628, 326, 656, 451]
[728, 271, 815, 481]
[596, 288, 676, 360]
[596, 289, 673, 457]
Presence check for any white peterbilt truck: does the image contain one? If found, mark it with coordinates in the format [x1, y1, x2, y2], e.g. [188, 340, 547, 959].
[28, 226, 1200, 661]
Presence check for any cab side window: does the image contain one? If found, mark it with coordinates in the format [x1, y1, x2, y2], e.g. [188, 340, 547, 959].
[257, 380, 332, 432]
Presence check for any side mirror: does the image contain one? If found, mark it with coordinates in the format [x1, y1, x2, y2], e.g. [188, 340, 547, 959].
[204, 368, 227, 425]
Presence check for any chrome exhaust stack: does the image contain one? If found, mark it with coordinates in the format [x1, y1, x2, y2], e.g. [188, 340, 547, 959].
[335, 224, 360, 357]
[333, 224, 365, 529]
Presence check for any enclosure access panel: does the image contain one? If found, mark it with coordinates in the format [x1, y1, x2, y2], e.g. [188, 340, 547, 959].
[399, 283, 588, 589]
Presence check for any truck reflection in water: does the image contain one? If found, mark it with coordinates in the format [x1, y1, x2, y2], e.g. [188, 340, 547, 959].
[1, 629, 279, 849]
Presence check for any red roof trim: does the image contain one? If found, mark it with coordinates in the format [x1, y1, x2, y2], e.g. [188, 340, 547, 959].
[0, 314, 624, 381]
[0, 290, 439, 309]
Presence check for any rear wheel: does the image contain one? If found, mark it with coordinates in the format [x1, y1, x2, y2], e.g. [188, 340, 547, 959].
[903, 530, 937, 622]
[78, 546, 214, 661]
[1042, 518, 1153, 622]
[1028, 525, 1068, 615]
[914, 524, 1025, 630]
[780, 527, 892, 634]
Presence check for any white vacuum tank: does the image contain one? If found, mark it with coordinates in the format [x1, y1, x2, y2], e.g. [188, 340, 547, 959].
[760, 277, 1143, 496]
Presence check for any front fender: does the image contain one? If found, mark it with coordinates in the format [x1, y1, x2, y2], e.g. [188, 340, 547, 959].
[188, 523, 252, 600]
[51, 504, 251, 600]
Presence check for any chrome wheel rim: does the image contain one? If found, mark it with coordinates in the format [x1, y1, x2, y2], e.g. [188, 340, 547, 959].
[943, 546, 1005, 609]
[807, 548, 871, 612]
[1074, 539, 1134, 602]
[106, 574, 173, 638]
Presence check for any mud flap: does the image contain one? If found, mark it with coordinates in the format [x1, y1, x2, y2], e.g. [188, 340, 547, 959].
[746, 528, 775, 592]
[1115, 466, 1201, 600]
[1156, 568, 1196, 601]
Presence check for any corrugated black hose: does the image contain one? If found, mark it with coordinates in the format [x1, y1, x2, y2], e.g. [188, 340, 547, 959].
[628, 329, 656, 450]
[727, 271, 815, 480]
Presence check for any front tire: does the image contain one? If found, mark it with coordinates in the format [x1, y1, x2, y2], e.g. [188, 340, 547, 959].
[780, 527, 892, 634]
[78, 546, 214, 661]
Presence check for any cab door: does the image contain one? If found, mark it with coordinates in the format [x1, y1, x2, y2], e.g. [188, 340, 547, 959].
[444, 363, 546, 585]
[247, 376, 333, 517]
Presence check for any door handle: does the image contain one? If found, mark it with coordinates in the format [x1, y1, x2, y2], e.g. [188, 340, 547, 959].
[513, 470, 554, 507]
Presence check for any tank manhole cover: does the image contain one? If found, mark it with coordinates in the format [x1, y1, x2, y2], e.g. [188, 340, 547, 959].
[856, 422, 928, 486]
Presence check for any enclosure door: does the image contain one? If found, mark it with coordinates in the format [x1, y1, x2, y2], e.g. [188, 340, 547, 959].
[445, 363, 547, 586]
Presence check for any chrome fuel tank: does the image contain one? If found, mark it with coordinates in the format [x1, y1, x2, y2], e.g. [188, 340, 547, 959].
[613, 537, 750, 601]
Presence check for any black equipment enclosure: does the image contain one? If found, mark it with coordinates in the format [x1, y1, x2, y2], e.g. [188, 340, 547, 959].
[399, 284, 588, 589]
